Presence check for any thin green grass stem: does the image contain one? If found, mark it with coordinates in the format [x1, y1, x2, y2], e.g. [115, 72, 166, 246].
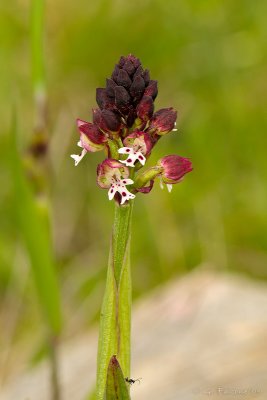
[48, 335, 61, 400]
[30, 1, 61, 398]
[31, 0, 45, 97]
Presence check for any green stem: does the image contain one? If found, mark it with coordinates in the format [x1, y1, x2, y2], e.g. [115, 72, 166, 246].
[96, 201, 133, 400]
[112, 202, 133, 285]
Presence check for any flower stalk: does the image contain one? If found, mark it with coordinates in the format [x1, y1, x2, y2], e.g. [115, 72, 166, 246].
[96, 201, 133, 400]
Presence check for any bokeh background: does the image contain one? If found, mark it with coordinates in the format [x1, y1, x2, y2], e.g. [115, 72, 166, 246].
[1, 0, 267, 397]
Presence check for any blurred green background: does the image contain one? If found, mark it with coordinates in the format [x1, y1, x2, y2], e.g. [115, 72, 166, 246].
[1, 0, 267, 381]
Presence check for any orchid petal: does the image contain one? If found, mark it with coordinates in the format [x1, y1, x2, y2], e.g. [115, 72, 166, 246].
[108, 185, 116, 200]
[70, 148, 87, 166]
[118, 147, 132, 154]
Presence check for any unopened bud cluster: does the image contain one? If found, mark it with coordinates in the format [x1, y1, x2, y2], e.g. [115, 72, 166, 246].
[71, 55, 192, 204]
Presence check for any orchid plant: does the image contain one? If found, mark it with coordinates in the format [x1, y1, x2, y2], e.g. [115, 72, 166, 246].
[71, 55, 192, 399]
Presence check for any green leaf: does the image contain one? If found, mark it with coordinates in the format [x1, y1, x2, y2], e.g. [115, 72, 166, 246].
[96, 254, 117, 400]
[10, 114, 62, 335]
[105, 356, 130, 400]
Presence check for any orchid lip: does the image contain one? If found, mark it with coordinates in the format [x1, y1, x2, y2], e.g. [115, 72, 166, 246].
[108, 177, 135, 204]
[118, 146, 146, 168]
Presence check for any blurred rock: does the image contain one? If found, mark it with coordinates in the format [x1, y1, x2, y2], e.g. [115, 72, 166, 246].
[1, 268, 267, 400]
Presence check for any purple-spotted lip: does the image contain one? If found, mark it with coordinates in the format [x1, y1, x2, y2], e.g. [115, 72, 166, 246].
[118, 147, 146, 167]
[108, 177, 135, 204]
[124, 150, 145, 161]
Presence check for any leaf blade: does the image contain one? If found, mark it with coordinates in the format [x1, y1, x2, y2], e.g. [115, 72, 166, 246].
[11, 115, 62, 335]
[105, 355, 130, 400]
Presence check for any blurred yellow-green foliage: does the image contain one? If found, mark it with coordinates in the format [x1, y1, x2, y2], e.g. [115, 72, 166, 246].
[1, 0, 267, 370]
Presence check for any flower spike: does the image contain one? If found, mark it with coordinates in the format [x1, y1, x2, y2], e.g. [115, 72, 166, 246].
[70, 55, 193, 400]
[72, 55, 192, 203]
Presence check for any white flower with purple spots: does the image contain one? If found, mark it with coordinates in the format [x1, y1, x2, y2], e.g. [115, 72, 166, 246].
[118, 147, 146, 168]
[108, 178, 135, 204]
[97, 159, 136, 205]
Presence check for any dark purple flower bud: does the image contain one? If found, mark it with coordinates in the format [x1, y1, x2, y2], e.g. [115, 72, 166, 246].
[114, 86, 131, 111]
[126, 54, 141, 69]
[123, 59, 135, 76]
[111, 64, 120, 81]
[149, 107, 177, 135]
[96, 88, 115, 110]
[92, 108, 102, 126]
[136, 95, 154, 123]
[101, 109, 121, 132]
[130, 75, 145, 100]
[126, 107, 137, 127]
[116, 69, 132, 89]
[123, 130, 153, 156]
[133, 65, 144, 79]
[77, 119, 107, 151]
[157, 155, 193, 184]
[92, 109, 121, 133]
[143, 69, 150, 85]
[106, 79, 116, 98]
[118, 56, 126, 67]
[144, 80, 158, 100]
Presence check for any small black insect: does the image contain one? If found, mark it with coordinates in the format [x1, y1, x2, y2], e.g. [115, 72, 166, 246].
[125, 377, 142, 385]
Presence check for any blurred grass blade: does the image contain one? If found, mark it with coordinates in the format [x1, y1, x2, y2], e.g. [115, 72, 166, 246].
[10, 114, 62, 335]
[105, 356, 130, 400]
[31, 0, 45, 95]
